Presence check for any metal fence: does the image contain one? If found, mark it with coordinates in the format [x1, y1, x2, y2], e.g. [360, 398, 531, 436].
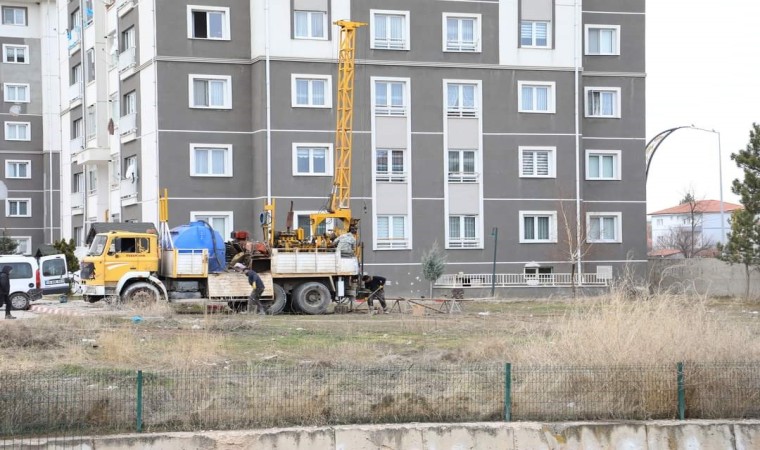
[434, 272, 610, 288]
[1, 362, 759, 447]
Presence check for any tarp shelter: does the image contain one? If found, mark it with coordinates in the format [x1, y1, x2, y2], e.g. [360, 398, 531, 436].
[86, 222, 157, 245]
[34, 244, 58, 258]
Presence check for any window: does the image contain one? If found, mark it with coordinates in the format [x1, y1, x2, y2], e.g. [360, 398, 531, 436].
[520, 211, 557, 243]
[374, 80, 406, 116]
[5, 160, 30, 179]
[1, 6, 26, 26]
[293, 144, 332, 176]
[587, 213, 622, 243]
[110, 158, 120, 187]
[189, 75, 232, 109]
[72, 118, 82, 139]
[377, 215, 408, 249]
[3, 83, 29, 103]
[86, 48, 95, 82]
[190, 144, 232, 177]
[520, 147, 556, 178]
[87, 168, 97, 194]
[70, 8, 81, 30]
[4, 122, 30, 141]
[375, 149, 405, 182]
[73, 227, 83, 246]
[656, 218, 663, 226]
[293, 10, 326, 40]
[73, 172, 84, 193]
[84, 0, 93, 25]
[586, 150, 620, 180]
[122, 26, 135, 51]
[291, 74, 331, 108]
[3, 44, 28, 64]
[11, 237, 31, 255]
[449, 215, 479, 248]
[443, 14, 480, 52]
[585, 87, 621, 118]
[124, 155, 138, 182]
[86, 106, 96, 139]
[448, 150, 477, 183]
[295, 212, 334, 239]
[123, 91, 136, 115]
[371, 10, 409, 50]
[71, 64, 82, 85]
[518, 81, 555, 113]
[6, 199, 30, 217]
[586, 25, 620, 55]
[187, 6, 230, 40]
[446, 83, 477, 117]
[190, 212, 233, 239]
[110, 93, 120, 120]
[520, 21, 550, 48]
[111, 237, 150, 254]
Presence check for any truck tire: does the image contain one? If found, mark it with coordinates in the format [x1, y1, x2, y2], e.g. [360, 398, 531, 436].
[9, 293, 30, 311]
[292, 281, 331, 315]
[266, 283, 287, 315]
[121, 282, 161, 306]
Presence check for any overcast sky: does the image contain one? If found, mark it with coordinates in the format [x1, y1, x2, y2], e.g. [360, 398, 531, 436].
[645, 0, 760, 213]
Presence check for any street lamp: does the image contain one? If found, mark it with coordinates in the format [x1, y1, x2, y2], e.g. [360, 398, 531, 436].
[491, 227, 498, 297]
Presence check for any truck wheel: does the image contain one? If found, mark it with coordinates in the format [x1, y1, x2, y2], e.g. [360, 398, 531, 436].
[121, 282, 161, 306]
[292, 282, 331, 315]
[266, 284, 287, 315]
[9, 293, 30, 311]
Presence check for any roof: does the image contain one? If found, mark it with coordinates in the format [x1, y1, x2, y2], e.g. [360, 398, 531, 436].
[86, 222, 157, 245]
[34, 244, 58, 258]
[649, 200, 743, 216]
[648, 248, 683, 258]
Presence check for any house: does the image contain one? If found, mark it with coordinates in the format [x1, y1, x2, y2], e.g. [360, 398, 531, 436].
[649, 200, 742, 255]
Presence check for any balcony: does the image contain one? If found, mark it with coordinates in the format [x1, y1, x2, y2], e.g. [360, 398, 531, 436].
[71, 192, 84, 214]
[117, 0, 135, 17]
[69, 137, 83, 156]
[118, 47, 136, 78]
[67, 27, 81, 55]
[376, 238, 409, 250]
[120, 179, 138, 206]
[119, 113, 137, 142]
[75, 145, 110, 165]
[68, 82, 82, 105]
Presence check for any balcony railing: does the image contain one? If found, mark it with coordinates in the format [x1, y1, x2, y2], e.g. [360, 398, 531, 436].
[120, 179, 138, 199]
[445, 39, 478, 52]
[374, 105, 406, 117]
[448, 238, 480, 249]
[447, 106, 478, 118]
[435, 273, 611, 288]
[118, 47, 136, 73]
[376, 238, 409, 250]
[374, 37, 406, 50]
[69, 137, 83, 155]
[68, 82, 82, 103]
[67, 27, 81, 50]
[376, 171, 406, 183]
[70, 192, 84, 210]
[119, 113, 137, 135]
[448, 172, 479, 183]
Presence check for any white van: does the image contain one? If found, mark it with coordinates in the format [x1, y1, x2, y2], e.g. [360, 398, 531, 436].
[0, 254, 69, 310]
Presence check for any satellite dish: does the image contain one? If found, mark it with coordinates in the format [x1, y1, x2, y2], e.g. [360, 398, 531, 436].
[0, 181, 7, 201]
[8, 105, 21, 117]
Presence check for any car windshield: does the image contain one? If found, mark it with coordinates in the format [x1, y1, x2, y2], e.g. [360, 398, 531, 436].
[87, 235, 108, 256]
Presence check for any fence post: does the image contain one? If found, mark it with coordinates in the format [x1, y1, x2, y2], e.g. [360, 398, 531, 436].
[677, 362, 685, 420]
[136, 370, 144, 432]
[504, 363, 512, 421]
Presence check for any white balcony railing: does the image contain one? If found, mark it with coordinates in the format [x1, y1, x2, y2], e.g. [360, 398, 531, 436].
[446, 39, 478, 52]
[120, 179, 137, 199]
[67, 27, 81, 50]
[69, 137, 83, 155]
[448, 172, 479, 183]
[68, 82, 82, 103]
[435, 273, 611, 288]
[374, 105, 406, 117]
[447, 106, 478, 118]
[374, 37, 406, 50]
[118, 47, 136, 73]
[70, 192, 84, 209]
[376, 238, 409, 250]
[376, 171, 407, 183]
[448, 238, 480, 249]
[119, 113, 137, 134]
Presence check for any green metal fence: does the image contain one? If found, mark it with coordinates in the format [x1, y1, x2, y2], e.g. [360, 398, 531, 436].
[1, 362, 759, 447]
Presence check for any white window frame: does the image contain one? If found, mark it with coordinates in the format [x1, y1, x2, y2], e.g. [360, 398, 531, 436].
[5, 198, 31, 218]
[447, 149, 479, 183]
[72, 117, 83, 139]
[189, 143, 233, 177]
[376, 215, 409, 250]
[85, 48, 95, 83]
[10, 236, 31, 255]
[87, 168, 97, 194]
[3, 83, 30, 103]
[1, 6, 26, 26]
[189, 74, 232, 109]
[5, 160, 30, 179]
[372, 78, 408, 116]
[585, 150, 621, 181]
[585, 87, 621, 118]
[375, 148, 406, 183]
[520, 20, 551, 48]
[518, 81, 556, 114]
[519, 211, 557, 243]
[442, 13, 481, 53]
[585, 24, 620, 56]
[2, 44, 29, 64]
[73, 172, 84, 193]
[292, 143, 333, 176]
[86, 105, 96, 139]
[586, 212, 622, 244]
[519, 146, 556, 178]
[290, 74, 332, 108]
[446, 82, 479, 118]
[123, 91, 137, 115]
[293, 10, 327, 40]
[370, 9, 410, 51]
[4, 121, 30, 141]
[186, 5, 231, 40]
[293, 211, 335, 239]
[190, 211, 233, 239]
[448, 215, 480, 248]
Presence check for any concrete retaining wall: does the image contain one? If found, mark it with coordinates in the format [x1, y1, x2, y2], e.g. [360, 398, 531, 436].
[650, 258, 760, 298]
[17, 421, 760, 449]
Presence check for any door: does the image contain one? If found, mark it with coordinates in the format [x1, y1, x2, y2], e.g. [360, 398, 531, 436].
[40, 255, 69, 295]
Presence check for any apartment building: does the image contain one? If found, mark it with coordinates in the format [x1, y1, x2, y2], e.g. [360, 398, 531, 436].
[57, 0, 646, 295]
[0, 0, 60, 255]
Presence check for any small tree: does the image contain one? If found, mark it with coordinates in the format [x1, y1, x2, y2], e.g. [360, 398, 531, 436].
[421, 242, 447, 298]
[0, 231, 18, 255]
[718, 209, 759, 299]
[53, 238, 80, 272]
[657, 189, 714, 258]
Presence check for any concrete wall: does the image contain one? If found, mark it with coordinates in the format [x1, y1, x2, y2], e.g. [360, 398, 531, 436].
[650, 258, 760, 298]
[17, 420, 760, 449]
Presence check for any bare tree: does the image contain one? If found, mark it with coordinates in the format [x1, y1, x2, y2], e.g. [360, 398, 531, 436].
[556, 199, 593, 298]
[656, 189, 715, 258]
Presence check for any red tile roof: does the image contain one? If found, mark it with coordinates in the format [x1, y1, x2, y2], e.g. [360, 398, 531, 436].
[649, 200, 742, 215]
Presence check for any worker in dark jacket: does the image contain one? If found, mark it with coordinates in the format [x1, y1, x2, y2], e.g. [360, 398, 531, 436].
[363, 274, 388, 313]
[0, 266, 15, 319]
[246, 268, 266, 315]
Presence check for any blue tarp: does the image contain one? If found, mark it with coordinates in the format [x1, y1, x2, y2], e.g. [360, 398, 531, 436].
[170, 221, 226, 273]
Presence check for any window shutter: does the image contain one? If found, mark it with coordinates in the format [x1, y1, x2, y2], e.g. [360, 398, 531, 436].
[536, 151, 549, 176]
[377, 217, 389, 239]
[522, 151, 534, 175]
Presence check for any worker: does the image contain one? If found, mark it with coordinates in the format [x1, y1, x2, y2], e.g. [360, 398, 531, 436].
[333, 226, 357, 257]
[235, 263, 266, 315]
[363, 274, 388, 314]
[0, 266, 14, 320]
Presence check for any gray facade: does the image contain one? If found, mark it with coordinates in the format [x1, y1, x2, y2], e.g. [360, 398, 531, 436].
[58, 0, 646, 295]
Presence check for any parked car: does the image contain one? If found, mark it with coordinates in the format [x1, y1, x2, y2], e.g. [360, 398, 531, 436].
[0, 254, 69, 310]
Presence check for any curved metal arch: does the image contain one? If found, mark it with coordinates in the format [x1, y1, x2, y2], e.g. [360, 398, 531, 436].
[645, 126, 691, 180]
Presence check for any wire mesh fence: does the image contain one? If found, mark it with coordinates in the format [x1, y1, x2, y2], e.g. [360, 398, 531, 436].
[0, 362, 759, 447]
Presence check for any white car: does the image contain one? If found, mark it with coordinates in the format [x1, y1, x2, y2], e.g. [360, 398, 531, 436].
[0, 255, 69, 310]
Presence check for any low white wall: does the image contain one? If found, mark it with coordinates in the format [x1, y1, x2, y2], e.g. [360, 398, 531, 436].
[15, 420, 760, 449]
[650, 258, 760, 298]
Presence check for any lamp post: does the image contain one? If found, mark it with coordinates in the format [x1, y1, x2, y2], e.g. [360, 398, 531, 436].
[491, 227, 498, 297]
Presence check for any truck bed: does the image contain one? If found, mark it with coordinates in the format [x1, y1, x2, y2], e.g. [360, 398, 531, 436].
[206, 271, 274, 299]
[270, 248, 359, 277]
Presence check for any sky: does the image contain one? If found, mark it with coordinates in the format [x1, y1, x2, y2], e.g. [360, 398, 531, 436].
[645, 0, 760, 213]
